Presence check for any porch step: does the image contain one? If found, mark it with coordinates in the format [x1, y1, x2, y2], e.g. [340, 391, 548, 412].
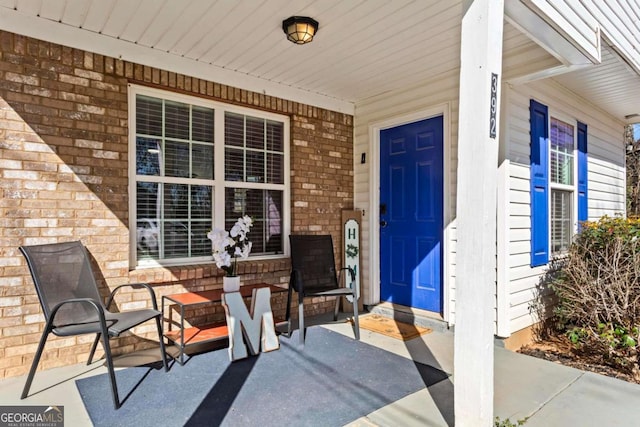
[365, 302, 449, 333]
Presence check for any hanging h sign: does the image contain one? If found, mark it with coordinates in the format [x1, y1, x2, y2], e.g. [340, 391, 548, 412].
[342, 210, 362, 305]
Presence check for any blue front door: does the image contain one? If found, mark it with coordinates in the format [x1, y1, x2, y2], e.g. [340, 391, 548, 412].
[380, 116, 443, 312]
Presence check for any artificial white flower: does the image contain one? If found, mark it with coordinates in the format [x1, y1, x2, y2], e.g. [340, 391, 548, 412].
[235, 241, 252, 259]
[208, 216, 253, 276]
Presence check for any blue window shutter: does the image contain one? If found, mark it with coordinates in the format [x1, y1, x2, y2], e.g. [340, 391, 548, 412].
[530, 99, 549, 267]
[577, 122, 588, 229]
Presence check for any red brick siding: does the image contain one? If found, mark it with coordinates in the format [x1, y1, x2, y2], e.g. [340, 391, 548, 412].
[0, 31, 354, 378]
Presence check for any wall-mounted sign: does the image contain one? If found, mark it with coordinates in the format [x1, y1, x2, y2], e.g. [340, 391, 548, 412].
[342, 210, 363, 309]
[489, 72, 498, 139]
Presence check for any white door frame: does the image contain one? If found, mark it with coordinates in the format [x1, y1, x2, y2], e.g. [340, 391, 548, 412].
[368, 103, 451, 321]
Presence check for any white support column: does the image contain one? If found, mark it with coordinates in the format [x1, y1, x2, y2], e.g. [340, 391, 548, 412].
[454, 0, 504, 426]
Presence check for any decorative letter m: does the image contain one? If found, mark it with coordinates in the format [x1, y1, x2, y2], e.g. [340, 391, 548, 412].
[221, 287, 279, 361]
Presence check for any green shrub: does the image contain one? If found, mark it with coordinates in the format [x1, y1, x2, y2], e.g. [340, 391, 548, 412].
[495, 417, 526, 427]
[550, 215, 640, 370]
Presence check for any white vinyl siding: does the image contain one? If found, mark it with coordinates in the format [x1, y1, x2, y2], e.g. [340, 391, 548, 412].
[504, 79, 625, 333]
[353, 22, 567, 327]
[583, 0, 640, 73]
[354, 69, 458, 324]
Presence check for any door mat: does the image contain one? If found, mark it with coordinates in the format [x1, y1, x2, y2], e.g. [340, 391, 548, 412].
[352, 313, 432, 341]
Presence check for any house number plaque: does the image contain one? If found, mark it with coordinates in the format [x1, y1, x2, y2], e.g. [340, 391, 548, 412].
[489, 72, 498, 139]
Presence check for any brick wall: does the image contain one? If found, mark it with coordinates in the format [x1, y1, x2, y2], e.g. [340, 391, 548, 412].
[0, 31, 354, 378]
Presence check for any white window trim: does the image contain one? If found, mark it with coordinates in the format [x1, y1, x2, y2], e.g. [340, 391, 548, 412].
[128, 84, 291, 269]
[548, 112, 578, 256]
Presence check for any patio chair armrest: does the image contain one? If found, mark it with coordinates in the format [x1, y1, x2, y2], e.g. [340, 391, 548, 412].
[106, 283, 158, 310]
[49, 298, 107, 325]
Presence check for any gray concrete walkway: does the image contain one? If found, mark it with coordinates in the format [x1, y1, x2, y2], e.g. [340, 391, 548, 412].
[332, 320, 640, 427]
[1, 319, 639, 426]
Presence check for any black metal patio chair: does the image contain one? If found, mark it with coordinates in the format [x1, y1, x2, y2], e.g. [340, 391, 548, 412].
[286, 234, 360, 345]
[19, 240, 168, 409]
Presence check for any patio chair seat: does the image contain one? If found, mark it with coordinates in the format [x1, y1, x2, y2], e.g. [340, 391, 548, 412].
[304, 287, 355, 297]
[52, 309, 162, 337]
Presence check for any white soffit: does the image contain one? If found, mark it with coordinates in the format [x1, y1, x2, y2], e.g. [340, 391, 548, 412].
[552, 43, 640, 124]
[504, 3, 640, 122]
[502, 21, 562, 82]
[522, 0, 601, 64]
[1, 0, 639, 122]
[0, 5, 355, 114]
[0, 0, 463, 115]
[505, 0, 599, 69]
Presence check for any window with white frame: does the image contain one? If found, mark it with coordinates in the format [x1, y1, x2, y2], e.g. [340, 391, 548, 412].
[130, 86, 289, 266]
[530, 99, 587, 267]
[549, 117, 575, 254]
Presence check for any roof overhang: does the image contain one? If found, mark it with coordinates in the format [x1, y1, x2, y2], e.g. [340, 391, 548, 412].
[0, 6, 355, 115]
[1, 0, 640, 123]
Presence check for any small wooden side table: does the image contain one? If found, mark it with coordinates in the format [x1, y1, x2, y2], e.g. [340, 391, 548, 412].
[162, 283, 286, 365]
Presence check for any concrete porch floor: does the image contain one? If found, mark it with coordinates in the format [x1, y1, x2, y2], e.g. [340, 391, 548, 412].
[2, 312, 640, 426]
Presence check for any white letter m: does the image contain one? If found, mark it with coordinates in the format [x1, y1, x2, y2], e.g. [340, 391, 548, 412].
[221, 287, 279, 361]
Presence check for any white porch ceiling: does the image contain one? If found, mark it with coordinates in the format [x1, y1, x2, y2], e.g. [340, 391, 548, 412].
[0, 0, 639, 121]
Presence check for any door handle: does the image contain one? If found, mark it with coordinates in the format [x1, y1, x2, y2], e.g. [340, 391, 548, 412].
[380, 220, 388, 228]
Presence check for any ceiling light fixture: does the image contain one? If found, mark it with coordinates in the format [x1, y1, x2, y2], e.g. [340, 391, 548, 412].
[282, 16, 319, 45]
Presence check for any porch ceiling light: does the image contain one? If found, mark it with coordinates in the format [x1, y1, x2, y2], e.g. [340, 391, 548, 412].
[282, 16, 319, 45]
